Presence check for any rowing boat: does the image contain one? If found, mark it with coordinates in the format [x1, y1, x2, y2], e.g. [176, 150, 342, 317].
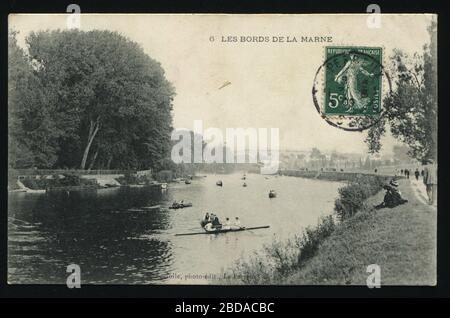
[169, 202, 193, 209]
[175, 225, 270, 236]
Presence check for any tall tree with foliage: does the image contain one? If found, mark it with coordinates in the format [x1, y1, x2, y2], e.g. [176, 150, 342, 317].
[8, 31, 61, 168]
[365, 21, 437, 161]
[21, 29, 175, 170]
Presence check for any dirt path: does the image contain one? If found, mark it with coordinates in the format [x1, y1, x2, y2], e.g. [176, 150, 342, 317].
[409, 177, 437, 209]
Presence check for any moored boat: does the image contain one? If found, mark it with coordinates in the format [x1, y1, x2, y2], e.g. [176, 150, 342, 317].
[169, 202, 193, 209]
[26, 189, 47, 194]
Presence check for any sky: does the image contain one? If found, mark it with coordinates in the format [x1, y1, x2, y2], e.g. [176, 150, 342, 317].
[9, 14, 435, 156]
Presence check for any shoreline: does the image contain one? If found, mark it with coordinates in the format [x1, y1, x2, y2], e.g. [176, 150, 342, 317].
[8, 182, 166, 194]
[227, 173, 435, 285]
[279, 169, 398, 183]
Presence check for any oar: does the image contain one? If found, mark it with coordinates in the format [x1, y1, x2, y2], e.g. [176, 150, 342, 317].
[175, 225, 270, 236]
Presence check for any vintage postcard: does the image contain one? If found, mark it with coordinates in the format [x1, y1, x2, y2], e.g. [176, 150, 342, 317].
[8, 14, 437, 286]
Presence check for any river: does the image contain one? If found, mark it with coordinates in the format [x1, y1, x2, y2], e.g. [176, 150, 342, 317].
[8, 173, 342, 284]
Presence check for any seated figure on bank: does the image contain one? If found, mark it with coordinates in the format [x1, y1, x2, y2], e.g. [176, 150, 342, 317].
[375, 179, 408, 209]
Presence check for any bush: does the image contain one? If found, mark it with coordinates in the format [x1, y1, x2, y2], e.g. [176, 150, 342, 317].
[20, 173, 98, 189]
[297, 215, 336, 265]
[335, 175, 385, 221]
[116, 173, 138, 185]
[21, 177, 44, 190]
[227, 215, 336, 284]
[155, 170, 173, 183]
[59, 173, 81, 186]
[115, 173, 153, 185]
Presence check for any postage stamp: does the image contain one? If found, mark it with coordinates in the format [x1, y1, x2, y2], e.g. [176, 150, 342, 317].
[323, 47, 382, 116]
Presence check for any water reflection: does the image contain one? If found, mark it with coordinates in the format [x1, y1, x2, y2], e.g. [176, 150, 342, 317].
[9, 186, 172, 284]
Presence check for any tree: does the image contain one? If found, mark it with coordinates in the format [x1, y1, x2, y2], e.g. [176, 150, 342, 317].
[309, 148, 322, 169]
[295, 153, 306, 169]
[8, 31, 61, 168]
[24, 29, 175, 170]
[329, 151, 338, 168]
[392, 144, 412, 163]
[365, 21, 437, 161]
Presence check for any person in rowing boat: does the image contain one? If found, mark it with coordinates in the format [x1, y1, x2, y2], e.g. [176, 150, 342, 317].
[205, 212, 213, 224]
[222, 217, 232, 230]
[211, 215, 222, 229]
[231, 217, 243, 230]
[203, 215, 222, 232]
[201, 212, 212, 227]
[204, 222, 214, 231]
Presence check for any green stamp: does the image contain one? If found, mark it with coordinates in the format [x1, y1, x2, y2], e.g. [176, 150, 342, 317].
[324, 47, 382, 116]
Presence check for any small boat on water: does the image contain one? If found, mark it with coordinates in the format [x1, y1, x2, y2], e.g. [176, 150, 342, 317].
[216, 180, 223, 187]
[268, 190, 277, 198]
[143, 205, 161, 210]
[169, 202, 193, 209]
[104, 183, 119, 188]
[160, 183, 168, 190]
[185, 179, 191, 184]
[26, 189, 46, 194]
[175, 225, 270, 236]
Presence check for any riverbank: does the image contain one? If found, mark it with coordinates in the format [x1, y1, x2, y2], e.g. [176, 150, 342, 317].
[280, 169, 400, 182]
[8, 171, 169, 192]
[228, 177, 436, 285]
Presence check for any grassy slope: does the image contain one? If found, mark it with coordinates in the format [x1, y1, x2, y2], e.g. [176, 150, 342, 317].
[281, 179, 437, 285]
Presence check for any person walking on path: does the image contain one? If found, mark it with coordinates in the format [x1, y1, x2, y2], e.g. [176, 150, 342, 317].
[414, 168, 420, 181]
[423, 159, 437, 205]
